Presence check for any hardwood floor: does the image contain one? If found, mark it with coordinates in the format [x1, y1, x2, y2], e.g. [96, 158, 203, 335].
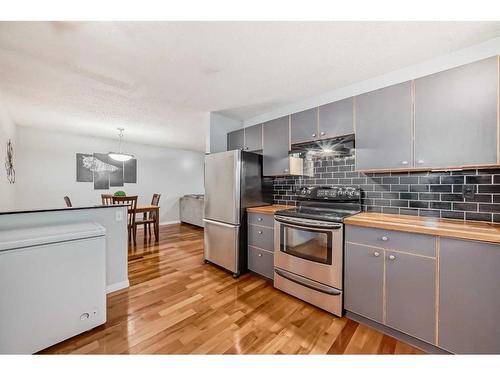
[41, 223, 424, 354]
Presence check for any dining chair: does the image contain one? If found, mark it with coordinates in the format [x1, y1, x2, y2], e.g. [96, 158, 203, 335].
[112, 195, 138, 245]
[135, 193, 161, 241]
[101, 194, 113, 205]
[64, 196, 72, 207]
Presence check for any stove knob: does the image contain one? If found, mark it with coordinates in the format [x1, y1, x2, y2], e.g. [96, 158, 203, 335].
[306, 190, 312, 195]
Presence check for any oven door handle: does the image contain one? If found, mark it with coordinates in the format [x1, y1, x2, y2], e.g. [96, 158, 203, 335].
[274, 215, 342, 230]
[275, 268, 342, 296]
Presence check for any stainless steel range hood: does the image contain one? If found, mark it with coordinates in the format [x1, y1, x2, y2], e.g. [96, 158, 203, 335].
[290, 134, 355, 156]
[286, 134, 354, 178]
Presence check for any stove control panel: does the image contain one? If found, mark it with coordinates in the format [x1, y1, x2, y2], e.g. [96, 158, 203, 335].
[296, 186, 361, 201]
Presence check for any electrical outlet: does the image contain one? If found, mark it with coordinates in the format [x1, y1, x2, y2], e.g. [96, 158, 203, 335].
[462, 184, 476, 200]
[115, 210, 123, 222]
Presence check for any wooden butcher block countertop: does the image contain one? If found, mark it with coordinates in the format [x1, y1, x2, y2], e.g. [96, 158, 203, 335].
[344, 212, 500, 244]
[246, 205, 292, 215]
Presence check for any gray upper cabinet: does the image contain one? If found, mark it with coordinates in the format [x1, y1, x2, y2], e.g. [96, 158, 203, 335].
[385, 251, 436, 345]
[263, 116, 290, 176]
[290, 108, 318, 144]
[345, 242, 384, 323]
[439, 238, 500, 354]
[415, 57, 498, 168]
[355, 81, 413, 171]
[244, 124, 263, 152]
[319, 97, 354, 138]
[227, 129, 244, 151]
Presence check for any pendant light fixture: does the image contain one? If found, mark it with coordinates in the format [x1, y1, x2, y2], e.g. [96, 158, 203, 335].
[108, 128, 134, 162]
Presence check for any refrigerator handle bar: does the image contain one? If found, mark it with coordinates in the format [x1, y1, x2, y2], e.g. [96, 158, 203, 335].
[203, 219, 239, 228]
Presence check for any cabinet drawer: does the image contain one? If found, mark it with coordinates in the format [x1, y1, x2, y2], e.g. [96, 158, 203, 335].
[248, 246, 274, 279]
[345, 225, 436, 257]
[248, 213, 274, 228]
[248, 225, 274, 250]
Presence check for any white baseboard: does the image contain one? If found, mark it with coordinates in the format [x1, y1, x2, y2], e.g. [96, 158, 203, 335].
[160, 220, 180, 225]
[106, 280, 130, 294]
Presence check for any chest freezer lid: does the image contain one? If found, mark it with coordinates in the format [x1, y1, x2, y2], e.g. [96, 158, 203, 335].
[0, 222, 106, 251]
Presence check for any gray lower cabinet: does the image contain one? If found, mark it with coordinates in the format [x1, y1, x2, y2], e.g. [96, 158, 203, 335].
[345, 224, 437, 345]
[227, 129, 244, 151]
[248, 246, 274, 279]
[244, 124, 262, 152]
[263, 116, 290, 176]
[345, 242, 384, 323]
[439, 238, 500, 354]
[318, 97, 353, 139]
[355, 81, 413, 171]
[247, 212, 274, 279]
[415, 56, 498, 168]
[385, 250, 436, 344]
[290, 108, 318, 144]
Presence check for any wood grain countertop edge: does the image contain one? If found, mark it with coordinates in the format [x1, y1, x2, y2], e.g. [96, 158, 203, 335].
[246, 205, 292, 214]
[344, 212, 500, 244]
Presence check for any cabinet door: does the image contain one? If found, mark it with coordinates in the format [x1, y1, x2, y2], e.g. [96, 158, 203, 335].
[263, 116, 290, 176]
[439, 238, 500, 354]
[344, 243, 384, 323]
[385, 251, 436, 344]
[227, 129, 244, 151]
[355, 81, 413, 170]
[290, 108, 318, 144]
[415, 57, 498, 168]
[244, 124, 262, 152]
[319, 97, 353, 138]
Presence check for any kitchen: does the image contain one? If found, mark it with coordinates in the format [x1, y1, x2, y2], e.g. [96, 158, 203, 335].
[204, 54, 500, 354]
[2, 16, 500, 368]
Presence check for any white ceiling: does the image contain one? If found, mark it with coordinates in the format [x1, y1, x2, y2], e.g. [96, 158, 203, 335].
[1, 22, 500, 151]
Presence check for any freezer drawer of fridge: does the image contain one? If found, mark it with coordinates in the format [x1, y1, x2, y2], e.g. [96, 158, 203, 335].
[204, 219, 240, 274]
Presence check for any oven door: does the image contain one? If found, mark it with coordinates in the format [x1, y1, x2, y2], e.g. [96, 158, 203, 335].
[274, 215, 343, 289]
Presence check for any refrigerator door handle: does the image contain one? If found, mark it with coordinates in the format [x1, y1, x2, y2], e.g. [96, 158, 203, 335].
[203, 219, 239, 228]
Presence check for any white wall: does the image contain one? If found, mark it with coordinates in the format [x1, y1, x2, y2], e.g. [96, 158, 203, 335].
[208, 112, 242, 153]
[0, 93, 15, 211]
[243, 36, 500, 126]
[14, 126, 204, 224]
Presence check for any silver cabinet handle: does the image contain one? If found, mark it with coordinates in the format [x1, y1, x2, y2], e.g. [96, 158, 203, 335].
[257, 217, 263, 221]
[258, 230, 263, 234]
[283, 168, 289, 173]
[245, 146, 249, 150]
[258, 253, 262, 257]
[417, 160, 424, 164]
[312, 133, 317, 138]
[401, 161, 408, 165]
[389, 255, 396, 261]
[320, 131, 326, 136]
[373, 251, 380, 257]
[381, 236, 389, 241]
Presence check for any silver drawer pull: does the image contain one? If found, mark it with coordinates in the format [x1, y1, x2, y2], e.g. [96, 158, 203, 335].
[258, 253, 262, 257]
[381, 236, 389, 241]
[258, 230, 263, 234]
[257, 217, 263, 221]
[373, 251, 380, 257]
[320, 131, 326, 136]
[417, 160, 424, 165]
[312, 133, 317, 137]
[389, 255, 396, 261]
[401, 161, 408, 165]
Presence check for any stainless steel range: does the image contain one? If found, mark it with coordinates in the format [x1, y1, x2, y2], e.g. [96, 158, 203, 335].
[274, 186, 361, 316]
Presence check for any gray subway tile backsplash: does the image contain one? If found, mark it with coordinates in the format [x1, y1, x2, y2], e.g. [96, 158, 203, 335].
[272, 154, 500, 223]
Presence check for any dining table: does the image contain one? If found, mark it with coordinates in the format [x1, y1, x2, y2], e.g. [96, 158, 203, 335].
[134, 204, 160, 242]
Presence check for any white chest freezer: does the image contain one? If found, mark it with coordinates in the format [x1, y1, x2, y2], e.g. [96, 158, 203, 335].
[0, 222, 107, 354]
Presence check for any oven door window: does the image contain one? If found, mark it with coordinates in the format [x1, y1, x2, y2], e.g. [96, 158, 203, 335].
[280, 224, 332, 264]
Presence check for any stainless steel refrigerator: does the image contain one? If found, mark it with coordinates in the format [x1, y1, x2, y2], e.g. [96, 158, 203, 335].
[203, 150, 271, 277]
